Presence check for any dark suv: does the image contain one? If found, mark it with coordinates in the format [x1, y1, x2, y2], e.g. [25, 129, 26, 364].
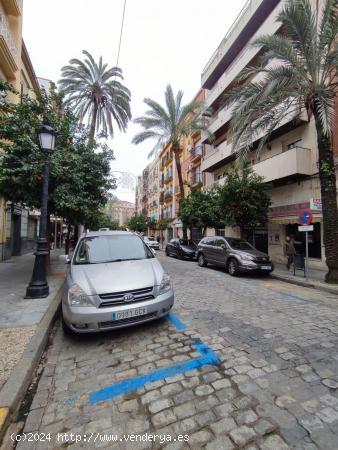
[197, 236, 273, 276]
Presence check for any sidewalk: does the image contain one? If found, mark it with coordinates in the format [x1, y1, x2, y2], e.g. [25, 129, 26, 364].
[272, 262, 338, 295]
[0, 249, 66, 391]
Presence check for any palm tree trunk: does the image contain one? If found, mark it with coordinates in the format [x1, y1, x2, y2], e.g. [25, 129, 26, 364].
[314, 107, 338, 283]
[173, 143, 187, 239]
[88, 103, 98, 146]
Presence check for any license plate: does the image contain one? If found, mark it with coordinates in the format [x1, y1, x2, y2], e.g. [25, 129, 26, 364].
[261, 265, 272, 270]
[112, 307, 147, 321]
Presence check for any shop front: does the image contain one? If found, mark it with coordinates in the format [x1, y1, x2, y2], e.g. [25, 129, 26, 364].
[267, 200, 326, 270]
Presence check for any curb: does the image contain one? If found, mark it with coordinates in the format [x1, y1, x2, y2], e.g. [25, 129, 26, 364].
[0, 280, 64, 442]
[270, 273, 338, 295]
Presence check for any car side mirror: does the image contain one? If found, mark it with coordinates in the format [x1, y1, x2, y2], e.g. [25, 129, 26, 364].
[59, 254, 70, 264]
[221, 244, 226, 250]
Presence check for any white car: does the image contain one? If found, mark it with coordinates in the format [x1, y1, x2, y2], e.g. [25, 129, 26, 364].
[60, 231, 174, 333]
[144, 236, 160, 250]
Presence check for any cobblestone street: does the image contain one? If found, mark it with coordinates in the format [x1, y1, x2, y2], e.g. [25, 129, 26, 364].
[18, 253, 338, 450]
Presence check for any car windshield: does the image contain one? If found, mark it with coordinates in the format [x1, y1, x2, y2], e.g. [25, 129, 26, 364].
[146, 237, 156, 241]
[226, 238, 255, 251]
[179, 239, 196, 247]
[74, 235, 153, 264]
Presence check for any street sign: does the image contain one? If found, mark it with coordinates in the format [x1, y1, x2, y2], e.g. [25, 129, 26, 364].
[298, 210, 313, 225]
[298, 225, 314, 232]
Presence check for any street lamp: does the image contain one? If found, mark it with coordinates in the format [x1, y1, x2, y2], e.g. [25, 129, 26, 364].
[26, 124, 56, 298]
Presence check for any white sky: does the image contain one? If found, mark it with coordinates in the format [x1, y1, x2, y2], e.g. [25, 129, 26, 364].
[23, 0, 247, 203]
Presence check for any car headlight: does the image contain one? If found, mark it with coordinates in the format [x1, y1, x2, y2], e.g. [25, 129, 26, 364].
[159, 273, 171, 294]
[240, 254, 255, 261]
[68, 284, 93, 307]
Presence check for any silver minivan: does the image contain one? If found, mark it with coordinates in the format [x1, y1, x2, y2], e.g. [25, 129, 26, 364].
[60, 231, 174, 333]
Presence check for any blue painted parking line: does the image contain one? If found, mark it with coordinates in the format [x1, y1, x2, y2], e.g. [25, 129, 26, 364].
[278, 292, 316, 304]
[167, 312, 187, 331]
[61, 341, 220, 407]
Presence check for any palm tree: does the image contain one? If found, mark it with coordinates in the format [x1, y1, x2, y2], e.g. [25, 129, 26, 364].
[132, 85, 203, 237]
[223, 0, 338, 283]
[59, 50, 131, 144]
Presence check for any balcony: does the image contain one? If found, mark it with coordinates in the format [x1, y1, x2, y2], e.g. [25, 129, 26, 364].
[162, 151, 173, 168]
[164, 190, 173, 203]
[202, 0, 280, 90]
[164, 171, 173, 184]
[2, 0, 21, 15]
[201, 141, 234, 173]
[190, 144, 203, 162]
[159, 192, 164, 204]
[0, 11, 18, 78]
[191, 171, 203, 186]
[253, 147, 314, 183]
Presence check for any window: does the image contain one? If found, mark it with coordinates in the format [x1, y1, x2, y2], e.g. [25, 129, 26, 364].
[226, 238, 254, 251]
[74, 235, 153, 264]
[216, 239, 225, 247]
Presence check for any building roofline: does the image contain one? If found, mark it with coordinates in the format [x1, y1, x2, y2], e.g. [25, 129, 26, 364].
[21, 40, 41, 95]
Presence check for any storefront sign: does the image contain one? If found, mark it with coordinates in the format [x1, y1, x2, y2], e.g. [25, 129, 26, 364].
[310, 198, 322, 211]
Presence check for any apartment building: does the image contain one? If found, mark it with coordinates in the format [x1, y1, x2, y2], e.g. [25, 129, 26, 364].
[200, 0, 335, 270]
[0, 0, 42, 260]
[105, 199, 135, 227]
[159, 143, 175, 241]
[147, 157, 160, 224]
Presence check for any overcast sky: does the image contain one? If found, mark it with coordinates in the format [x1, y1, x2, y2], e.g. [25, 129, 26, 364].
[23, 0, 247, 203]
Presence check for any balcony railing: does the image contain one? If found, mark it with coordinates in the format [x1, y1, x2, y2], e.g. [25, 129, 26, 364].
[191, 171, 203, 185]
[190, 144, 203, 161]
[164, 171, 173, 184]
[253, 146, 314, 183]
[164, 190, 173, 202]
[162, 151, 173, 168]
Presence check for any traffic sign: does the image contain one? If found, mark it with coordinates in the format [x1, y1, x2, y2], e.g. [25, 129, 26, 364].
[298, 225, 314, 232]
[298, 210, 313, 225]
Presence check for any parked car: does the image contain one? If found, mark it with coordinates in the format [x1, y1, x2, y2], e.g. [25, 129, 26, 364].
[166, 239, 197, 259]
[196, 236, 273, 276]
[60, 231, 174, 334]
[144, 236, 160, 250]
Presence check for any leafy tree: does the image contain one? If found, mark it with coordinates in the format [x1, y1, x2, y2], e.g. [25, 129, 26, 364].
[58, 50, 131, 144]
[127, 214, 148, 232]
[0, 82, 115, 229]
[216, 165, 271, 237]
[222, 0, 338, 282]
[179, 188, 223, 237]
[84, 211, 119, 231]
[132, 85, 204, 238]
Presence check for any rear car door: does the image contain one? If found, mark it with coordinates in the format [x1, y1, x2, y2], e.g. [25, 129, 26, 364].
[205, 237, 218, 263]
[214, 238, 227, 266]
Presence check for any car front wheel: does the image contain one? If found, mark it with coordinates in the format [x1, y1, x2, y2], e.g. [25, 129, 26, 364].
[228, 258, 239, 276]
[198, 253, 207, 267]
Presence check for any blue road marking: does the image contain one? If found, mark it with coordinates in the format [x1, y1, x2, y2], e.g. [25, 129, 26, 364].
[88, 340, 219, 405]
[59, 341, 220, 407]
[278, 292, 316, 304]
[167, 312, 187, 331]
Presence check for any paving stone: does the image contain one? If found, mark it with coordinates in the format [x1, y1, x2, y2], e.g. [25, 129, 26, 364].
[254, 418, 276, 435]
[141, 390, 161, 404]
[194, 410, 217, 427]
[259, 434, 290, 449]
[235, 409, 259, 425]
[212, 378, 231, 390]
[205, 436, 234, 450]
[173, 401, 197, 419]
[210, 416, 236, 434]
[181, 377, 200, 389]
[195, 384, 214, 396]
[316, 407, 338, 424]
[189, 430, 213, 445]
[160, 382, 183, 396]
[149, 398, 173, 414]
[275, 394, 297, 408]
[151, 409, 177, 428]
[247, 368, 265, 379]
[118, 399, 139, 413]
[202, 371, 222, 384]
[321, 379, 338, 389]
[252, 359, 268, 368]
[229, 425, 256, 446]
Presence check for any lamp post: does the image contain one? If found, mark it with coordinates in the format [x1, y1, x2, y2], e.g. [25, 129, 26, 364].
[26, 124, 56, 299]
